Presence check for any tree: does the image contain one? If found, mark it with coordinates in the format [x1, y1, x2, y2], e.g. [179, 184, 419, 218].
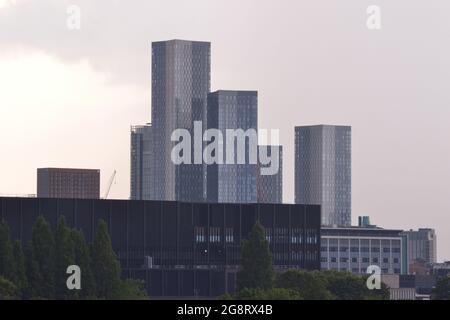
[0, 276, 19, 300]
[12, 240, 27, 298]
[55, 215, 75, 299]
[30, 215, 56, 299]
[92, 219, 121, 299]
[276, 270, 334, 300]
[71, 229, 96, 299]
[237, 222, 274, 291]
[114, 279, 149, 300]
[322, 270, 389, 300]
[235, 287, 303, 300]
[0, 221, 15, 281]
[432, 277, 450, 300]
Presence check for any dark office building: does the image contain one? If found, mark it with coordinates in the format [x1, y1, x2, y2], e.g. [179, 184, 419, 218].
[0, 197, 320, 297]
[37, 168, 100, 199]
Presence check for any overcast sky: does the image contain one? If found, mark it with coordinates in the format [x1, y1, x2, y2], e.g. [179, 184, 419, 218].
[1, 0, 449, 260]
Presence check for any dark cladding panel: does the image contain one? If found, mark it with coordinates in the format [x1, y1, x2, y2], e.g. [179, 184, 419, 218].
[110, 200, 128, 259]
[75, 199, 94, 242]
[290, 204, 304, 228]
[21, 198, 39, 242]
[162, 202, 177, 247]
[193, 202, 208, 226]
[209, 203, 224, 227]
[39, 198, 58, 231]
[178, 202, 193, 247]
[274, 204, 290, 227]
[258, 204, 274, 229]
[305, 204, 321, 228]
[93, 200, 110, 228]
[145, 201, 161, 250]
[241, 204, 256, 238]
[181, 270, 195, 296]
[3, 198, 21, 240]
[57, 199, 75, 227]
[196, 270, 210, 297]
[128, 201, 145, 268]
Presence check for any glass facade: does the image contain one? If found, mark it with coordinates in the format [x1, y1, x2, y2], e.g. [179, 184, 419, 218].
[257, 145, 283, 203]
[206, 90, 258, 203]
[132, 40, 211, 201]
[295, 125, 351, 226]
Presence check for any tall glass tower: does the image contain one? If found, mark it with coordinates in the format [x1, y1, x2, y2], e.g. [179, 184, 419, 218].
[150, 39, 211, 201]
[295, 125, 351, 226]
[206, 90, 258, 203]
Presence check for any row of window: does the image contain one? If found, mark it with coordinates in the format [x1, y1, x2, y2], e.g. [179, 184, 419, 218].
[322, 246, 401, 253]
[322, 257, 400, 264]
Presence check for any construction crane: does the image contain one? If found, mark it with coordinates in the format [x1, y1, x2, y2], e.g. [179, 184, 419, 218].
[104, 170, 116, 199]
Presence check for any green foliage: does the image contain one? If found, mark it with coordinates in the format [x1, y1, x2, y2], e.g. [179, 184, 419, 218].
[71, 229, 96, 299]
[323, 270, 389, 300]
[92, 219, 122, 299]
[12, 240, 27, 297]
[0, 216, 149, 300]
[30, 215, 56, 299]
[0, 276, 19, 300]
[237, 222, 274, 291]
[235, 287, 303, 300]
[113, 279, 149, 300]
[0, 221, 15, 281]
[55, 216, 76, 299]
[432, 277, 450, 300]
[276, 270, 334, 300]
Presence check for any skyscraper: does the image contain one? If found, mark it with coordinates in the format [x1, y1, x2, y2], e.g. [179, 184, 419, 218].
[206, 90, 258, 203]
[295, 125, 351, 226]
[257, 145, 283, 203]
[130, 124, 156, 200]
[131, 39, 211, 201]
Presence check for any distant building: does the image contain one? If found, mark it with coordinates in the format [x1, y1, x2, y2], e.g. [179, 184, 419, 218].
[151, 39, 211, 202]
[432, 261, 450, 277]
[295, 125, 351, 226]
[206, 90, 258, 203]
[401, 229, 437, 269]
[130, 124, 156, 200]
[37, 168, 100, 199]
[321, 223, 406, 275]
[257, 145, 283, 203]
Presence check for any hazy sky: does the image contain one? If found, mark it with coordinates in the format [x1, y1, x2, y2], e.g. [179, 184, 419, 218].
[1, 0, 449, 260]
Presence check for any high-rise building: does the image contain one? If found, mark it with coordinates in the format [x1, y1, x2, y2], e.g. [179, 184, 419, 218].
[130, 124, 157, 200]
[295, 125, 351, 226]
[401, 229, 437, 268]
[37, 168, 100, 199]
[206, 90, 258, 203]
[257, 145, 283, 203]
[150, 39, 211, 202]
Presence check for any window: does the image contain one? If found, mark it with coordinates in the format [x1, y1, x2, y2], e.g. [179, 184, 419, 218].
[352, 257, 358, 263]
[340, 257, 348, 263]
[331, 257, 337, 263]
[383, 247, 390, 253]
[383, 258, 389, 263]
[373, 258, 378, 263]
[362, 258, 370, 263]
[393, 258, 399, 264]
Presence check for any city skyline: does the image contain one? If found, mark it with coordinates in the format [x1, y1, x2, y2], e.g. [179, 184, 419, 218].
[0, 0, 449, 261]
